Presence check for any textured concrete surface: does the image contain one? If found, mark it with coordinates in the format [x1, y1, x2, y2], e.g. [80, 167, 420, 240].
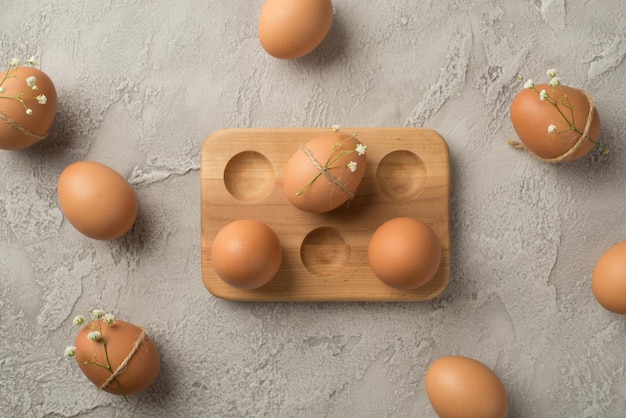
[1, 1, 626, 417]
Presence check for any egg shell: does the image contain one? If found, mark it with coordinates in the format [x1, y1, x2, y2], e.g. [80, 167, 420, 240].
[258, 0, 333, 59]
[367, 217, 441, 290]
[211, 219, 282, 290]
[57, 161, 138, 240]
[425, 355, 509, 418]
[74, 319, 160, 396]
[0, 66, 58, 150]
[510, 84, 600, 161]
[592, 240, 626, 314]
[283, 132, 367, 213]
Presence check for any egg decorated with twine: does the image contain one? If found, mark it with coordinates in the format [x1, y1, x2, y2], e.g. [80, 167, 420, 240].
[283, 127, 368, 213]
[0, 59, 57, 151]
[73, 317, 160, 398]
[508, 70, 604, 163]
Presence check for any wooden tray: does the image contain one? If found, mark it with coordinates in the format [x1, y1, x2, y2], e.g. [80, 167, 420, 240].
[201, 127, 450, 302]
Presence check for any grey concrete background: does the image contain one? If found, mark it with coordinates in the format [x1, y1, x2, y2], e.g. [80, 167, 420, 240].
[1, 1, 625, 417]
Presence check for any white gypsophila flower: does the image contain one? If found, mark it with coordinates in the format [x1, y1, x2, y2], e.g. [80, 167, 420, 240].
[88, 330, 102, 341]
[539, 90, 548, 101]
[523, 79, 534, 89]
[355, 143, 368, 156]
[332, 124, 341, 132]
[548, 124, 557, 134]
[546, 68, 558, 78]
[347, 161, 357, 173]
[64, 346, 77, 357]
[91, 309, 106, 319]
[26, 76, 36, 87]
[73, 315, 86, 325]
[10, 58, 20, 67]
[549, 76, 561, 87]
[103, 314, 115, 325]
[37, 94, 47, 104]
[27, 56, 36, 66]
[25, 108, 33, 115]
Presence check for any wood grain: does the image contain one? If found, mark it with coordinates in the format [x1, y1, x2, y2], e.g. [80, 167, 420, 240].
[201, 127, 450, 302]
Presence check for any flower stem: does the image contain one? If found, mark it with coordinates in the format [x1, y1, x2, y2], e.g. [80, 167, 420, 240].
[531, 84, 608, 155]
[95, 319, 130, 402]
[562, 92, 576, 128]
[295, 133, 360, 196]
[295, 172, 324, 196]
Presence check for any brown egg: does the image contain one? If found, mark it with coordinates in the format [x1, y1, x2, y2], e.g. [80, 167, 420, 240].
[258, 0, 333, 59]
[74, 319, 160, 396]
[368, 217, 441, 290]
[57, 161, 138, 240]
[211, 219, 282, 289]
[283, 131, 367, 213]
[510, 84, 600, 161]
[592, 240, 626, 314]
[0, 65, 58, 150]
[425, 355, 509, 418]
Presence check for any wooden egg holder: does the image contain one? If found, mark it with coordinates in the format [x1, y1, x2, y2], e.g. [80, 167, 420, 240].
[201, 128, 450, 302]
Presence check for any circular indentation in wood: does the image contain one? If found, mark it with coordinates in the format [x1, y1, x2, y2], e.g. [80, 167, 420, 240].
[224, 151, 274, 202]
[301, 227, 350, 277]
[376, 150, 427, 200]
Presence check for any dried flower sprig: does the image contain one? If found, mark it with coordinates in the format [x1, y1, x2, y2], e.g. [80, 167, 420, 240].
[520, 69, 608, 155]
[0, 57, 48, 116]
[65, 308, 129, 402]
[295, 125, 368, 196]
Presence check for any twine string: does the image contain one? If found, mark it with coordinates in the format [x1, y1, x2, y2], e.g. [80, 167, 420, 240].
[299, 144, 355, 198]
[507, 89, 595, 163]
[0, 110, 48, 141]
[98, 327, 147, 391]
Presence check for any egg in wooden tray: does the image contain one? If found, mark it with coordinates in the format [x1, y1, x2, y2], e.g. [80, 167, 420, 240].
[200, 127, 450, 302]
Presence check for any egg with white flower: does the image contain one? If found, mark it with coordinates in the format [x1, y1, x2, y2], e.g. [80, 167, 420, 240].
[283, 129, 367, 213]
[509, 70, 601, 162]
[73, 316, 160, 397]
[0, 59, 57, 150]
